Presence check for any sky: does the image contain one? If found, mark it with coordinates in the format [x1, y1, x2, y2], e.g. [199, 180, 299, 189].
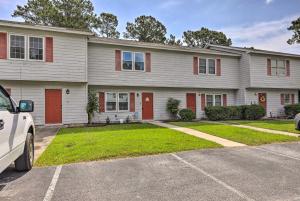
[0, 0, 300, 53]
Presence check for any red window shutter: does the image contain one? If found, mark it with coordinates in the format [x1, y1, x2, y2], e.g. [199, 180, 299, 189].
[267, 59, 271, 76]
[45, 37, 53, 62]
[130, 92, 135, 112]
[115, 50, 121, 71]
[5, 88, 11, 95]
[223, 94, 227, 106]
[0, 32, 7, 59]
[193, 56, 198, 75]
[99, 92, 105, 112]
[201, 93, 206, 111]
[286, 60, 290, 77]
[145, 52, 151, 72]
[280, 94, 284, 105]
[291, 94, 295, 104]
[216, 58, 221, 76]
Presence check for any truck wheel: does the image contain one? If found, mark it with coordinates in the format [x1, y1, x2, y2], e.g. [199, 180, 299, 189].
[15, 132, 34, 171]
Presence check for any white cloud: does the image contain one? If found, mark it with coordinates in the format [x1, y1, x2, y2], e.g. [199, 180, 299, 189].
[220, 14, 300, 54]
[265, 0, 274, 4]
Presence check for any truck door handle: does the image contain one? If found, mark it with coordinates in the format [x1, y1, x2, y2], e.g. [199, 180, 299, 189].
[0, 120, 4, 130]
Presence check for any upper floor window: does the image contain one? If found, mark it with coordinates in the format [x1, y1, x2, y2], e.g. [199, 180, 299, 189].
[271, 59, 286, 76]
[206, 94, 222, 106]
[10, 35, 25, 59]
[122, 51, 144, 71]
[199, 58, 216, 75]
[29, 37, 44, 60]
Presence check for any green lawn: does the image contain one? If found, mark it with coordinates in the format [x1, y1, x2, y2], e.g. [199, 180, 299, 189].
[225, 120, 300, 134]
[35, 123, 221, 166]
[170, 122, 299, 146]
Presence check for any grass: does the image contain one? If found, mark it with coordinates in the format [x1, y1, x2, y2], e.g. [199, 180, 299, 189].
[169, 122, 299, 146]
[225, 120, 300, 134]
[35, 123, 221, 166]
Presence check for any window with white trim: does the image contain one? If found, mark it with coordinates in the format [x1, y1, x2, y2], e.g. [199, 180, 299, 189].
[118, 93, 129, 111]
[105, 92, 129, 112]
[106, 93, 117, 111]
[206, 94, 222, 106]
[122, 51, 144, 71]
[199, 58, 216, 75]
[284, 94, 291, 104]
[10, 35, 25, 59]
[29, 37, 44, 60]
[271, 59, 286, 76]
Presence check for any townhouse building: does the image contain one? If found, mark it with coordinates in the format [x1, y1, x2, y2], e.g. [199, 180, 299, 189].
[0, 20, 299, 125]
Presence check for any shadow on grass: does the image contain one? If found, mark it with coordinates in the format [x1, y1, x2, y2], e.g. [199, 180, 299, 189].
[58, 123, 163, 135]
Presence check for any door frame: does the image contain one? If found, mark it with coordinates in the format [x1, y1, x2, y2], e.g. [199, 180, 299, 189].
[258, 92, 267, 111]
[45, 89, 62, 124]
[186, 93, 196, 113]
[142, 92, 154, 120]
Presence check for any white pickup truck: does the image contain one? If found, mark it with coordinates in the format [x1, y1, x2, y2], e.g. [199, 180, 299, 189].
[0, 85, 35, 174]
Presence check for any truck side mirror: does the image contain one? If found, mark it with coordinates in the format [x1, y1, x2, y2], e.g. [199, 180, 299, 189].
[19, 100, 34, 113]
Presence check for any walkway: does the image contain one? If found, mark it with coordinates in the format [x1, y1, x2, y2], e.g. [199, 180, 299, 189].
[149, 121, 246, 147]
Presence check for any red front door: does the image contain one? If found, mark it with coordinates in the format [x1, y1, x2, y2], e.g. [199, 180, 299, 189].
[142, 92, 153, 120]
[258, 93, 267, 110]
[45, 89, 62, 124]
[186, 93, 196, 113]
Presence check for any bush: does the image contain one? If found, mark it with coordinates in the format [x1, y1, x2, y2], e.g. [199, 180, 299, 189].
[179, 109, 196, 121]
[204, 106, 230, 121]
[166, 98, 181, 119]
[243, 104, 266, 120]
[284, 104, 300, 118]
[204, 104, 265, 121]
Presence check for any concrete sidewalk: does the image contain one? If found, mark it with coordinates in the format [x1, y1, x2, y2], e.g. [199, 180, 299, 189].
[150, 121, 246, 147]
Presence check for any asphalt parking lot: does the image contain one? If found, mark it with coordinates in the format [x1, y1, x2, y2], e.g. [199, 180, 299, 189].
[1, 142, 300, 201]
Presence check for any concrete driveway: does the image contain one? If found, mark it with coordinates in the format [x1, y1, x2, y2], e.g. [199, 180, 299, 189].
[1, 142, 300, 201]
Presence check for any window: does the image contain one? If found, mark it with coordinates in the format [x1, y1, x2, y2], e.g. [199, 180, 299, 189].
[29, 37, 44, 60]
[122, 51, 144, 71]
[199, 58, 216, 75]
[208, 59, 216, 74]
[271, 59, 286, 76]
[122, 52, 133, 70]
[206, 94, 223, 106]
[206, 95, 214, 107]
[10, 35, 25, 59]
[0, 89, 13, 112]
[215, 95, 222, 106]
[135, 52, 144, 71]
[105, 92, 129, 112]
[284, 94, 291, 104]
[199, 59, 206, 74]
[118, 93, 129, 111]
[106, 93, 117, 111]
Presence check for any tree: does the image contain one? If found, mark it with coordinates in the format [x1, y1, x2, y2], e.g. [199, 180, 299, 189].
[12, 0, 97, 31]
[287, 17, 300, 45]
[96, 12, 120, 38]
[166, 98, 181, 119]
[86, 90, 99, 124]
[183, 27, 232, 47]
[166, 34, 182, 46]
[124, 15, 167, 43]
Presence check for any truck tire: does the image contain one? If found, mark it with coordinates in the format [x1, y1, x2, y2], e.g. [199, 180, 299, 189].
[15, 132, 34, 171]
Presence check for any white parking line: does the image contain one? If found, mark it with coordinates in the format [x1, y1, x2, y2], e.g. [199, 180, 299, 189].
[43, 165, 62, 201]
[171, 153, 256, 201]
[254, 147, 300, 161]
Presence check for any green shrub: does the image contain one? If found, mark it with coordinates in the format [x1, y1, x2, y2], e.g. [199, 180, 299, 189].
[204, 104, 265, 121]
[179, 109, 196, 121]
[204, 106, 230, 121]
[166, 98, 181, 119]
[242, 105, 266, 120]
[284, 104, 300, 118]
